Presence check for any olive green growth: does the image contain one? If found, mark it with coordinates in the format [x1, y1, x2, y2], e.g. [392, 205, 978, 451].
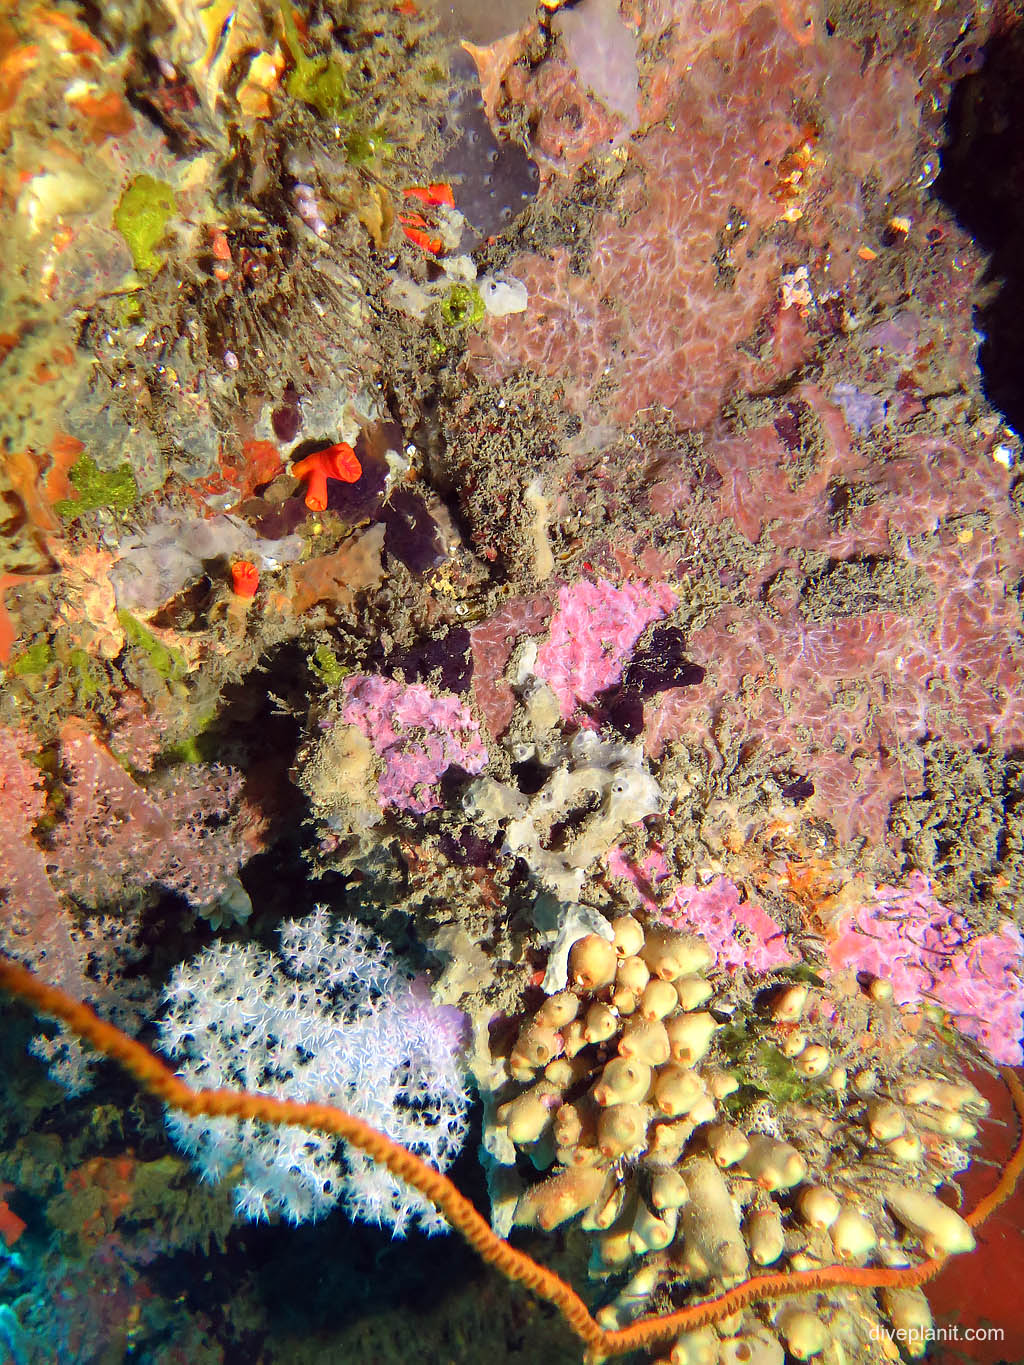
[310, 643, 347, 686]
[718, 1021, 809, 1105]
[776, 964, 825, 987]
[749, 1042, 808, 1104]
[280, 0, 352, 121]
[168, 734, 205, 764]
[114, 175, 178, 274]
[117, 611, 186, 682]
[9, 641, 53, 676]
[163, 709, 218, 764]
[68, 648, 103, 701]
[345, 127, 393, 167]
[56, 455, 137, 520]
[108, 294, 143, 328]
[441, 284, 485, 330]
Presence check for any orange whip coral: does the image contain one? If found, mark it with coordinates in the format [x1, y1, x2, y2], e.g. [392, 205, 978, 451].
[1, 951, 1021, 1362]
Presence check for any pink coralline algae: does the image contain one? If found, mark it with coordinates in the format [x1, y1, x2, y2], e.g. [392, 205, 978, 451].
[534, 577, 676, 717]
[826, 872, 1024, 1064]
[340, 674, 488, 813]
[608, 848, 795, 972]
[471, 3, 922, 429]
[470, 591, 553, 739]
[643, 379, 1024, 845]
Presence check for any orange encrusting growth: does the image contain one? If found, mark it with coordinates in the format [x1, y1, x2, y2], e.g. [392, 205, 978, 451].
[0, 952, 1021, 1363]
[0, 1183, 26, 1247]
[397, 210, 444, 254]
[0, 571, 47, 662]
[402, 183, 455, 208]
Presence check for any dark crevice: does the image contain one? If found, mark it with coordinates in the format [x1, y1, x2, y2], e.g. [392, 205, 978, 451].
[935, 25, 1024, 431]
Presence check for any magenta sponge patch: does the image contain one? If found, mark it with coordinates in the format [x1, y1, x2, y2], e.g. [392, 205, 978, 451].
[534, 577, 677, 718]
[340, 673, 488, 814]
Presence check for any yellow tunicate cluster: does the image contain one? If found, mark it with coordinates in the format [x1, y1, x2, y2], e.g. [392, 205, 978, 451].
[490, 914, 990, 1362]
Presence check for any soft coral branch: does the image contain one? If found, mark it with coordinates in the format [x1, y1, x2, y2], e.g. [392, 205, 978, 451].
[50, 717, 265, 910]
[0, 718, 265, 1091]
[0, 726, 86, 998]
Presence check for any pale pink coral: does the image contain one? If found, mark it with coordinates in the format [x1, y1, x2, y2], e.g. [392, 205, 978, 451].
[826, 871, 1024, 1064]
[608, 848, 795, 972]
[51, 718, 262, 910]
[553, 0, 639, 127]
[503, 59, 625, 173]
[1, 718, 259, 942]
[340, 674, 488, 814]
[0, 722, 251, 1093]
[467, 249, 620, 413]
[0, 727, 85, 996]
[473, 0, 940, 433]
[472, 9, 821, 427]
[535, 577, 676, 717]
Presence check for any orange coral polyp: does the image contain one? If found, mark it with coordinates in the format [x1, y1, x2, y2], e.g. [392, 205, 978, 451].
[292, 442, 362, 511]
[230, 560, 259, 598]
[397, 210, 444, 254]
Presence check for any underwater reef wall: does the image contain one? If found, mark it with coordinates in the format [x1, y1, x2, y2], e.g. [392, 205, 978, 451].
[1, 0, 1023, 1359]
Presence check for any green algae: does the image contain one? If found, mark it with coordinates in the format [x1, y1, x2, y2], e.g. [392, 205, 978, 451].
[8, 641, 53, 676]
[158, 702, 228, 764]
[8, 642, 103, 704]
[441, 284, 486, 330]
[56, 455, 137, 520]
[718, 1019, 813, 1106]
[309, 642, 348, 686]
[280, 0, 352, 121]
[345, 126, 394, 168]
[67, 647, 103, 701]
[117, 611, 186, 682]
[749, 1041, 809, 1104]
[107, 294, 143, 327]
[166, 733, 205, 763]
[113, 175, 178, 274]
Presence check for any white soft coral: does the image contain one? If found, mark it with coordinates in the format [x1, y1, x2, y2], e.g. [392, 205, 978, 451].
[156, 910, 470, 1233]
